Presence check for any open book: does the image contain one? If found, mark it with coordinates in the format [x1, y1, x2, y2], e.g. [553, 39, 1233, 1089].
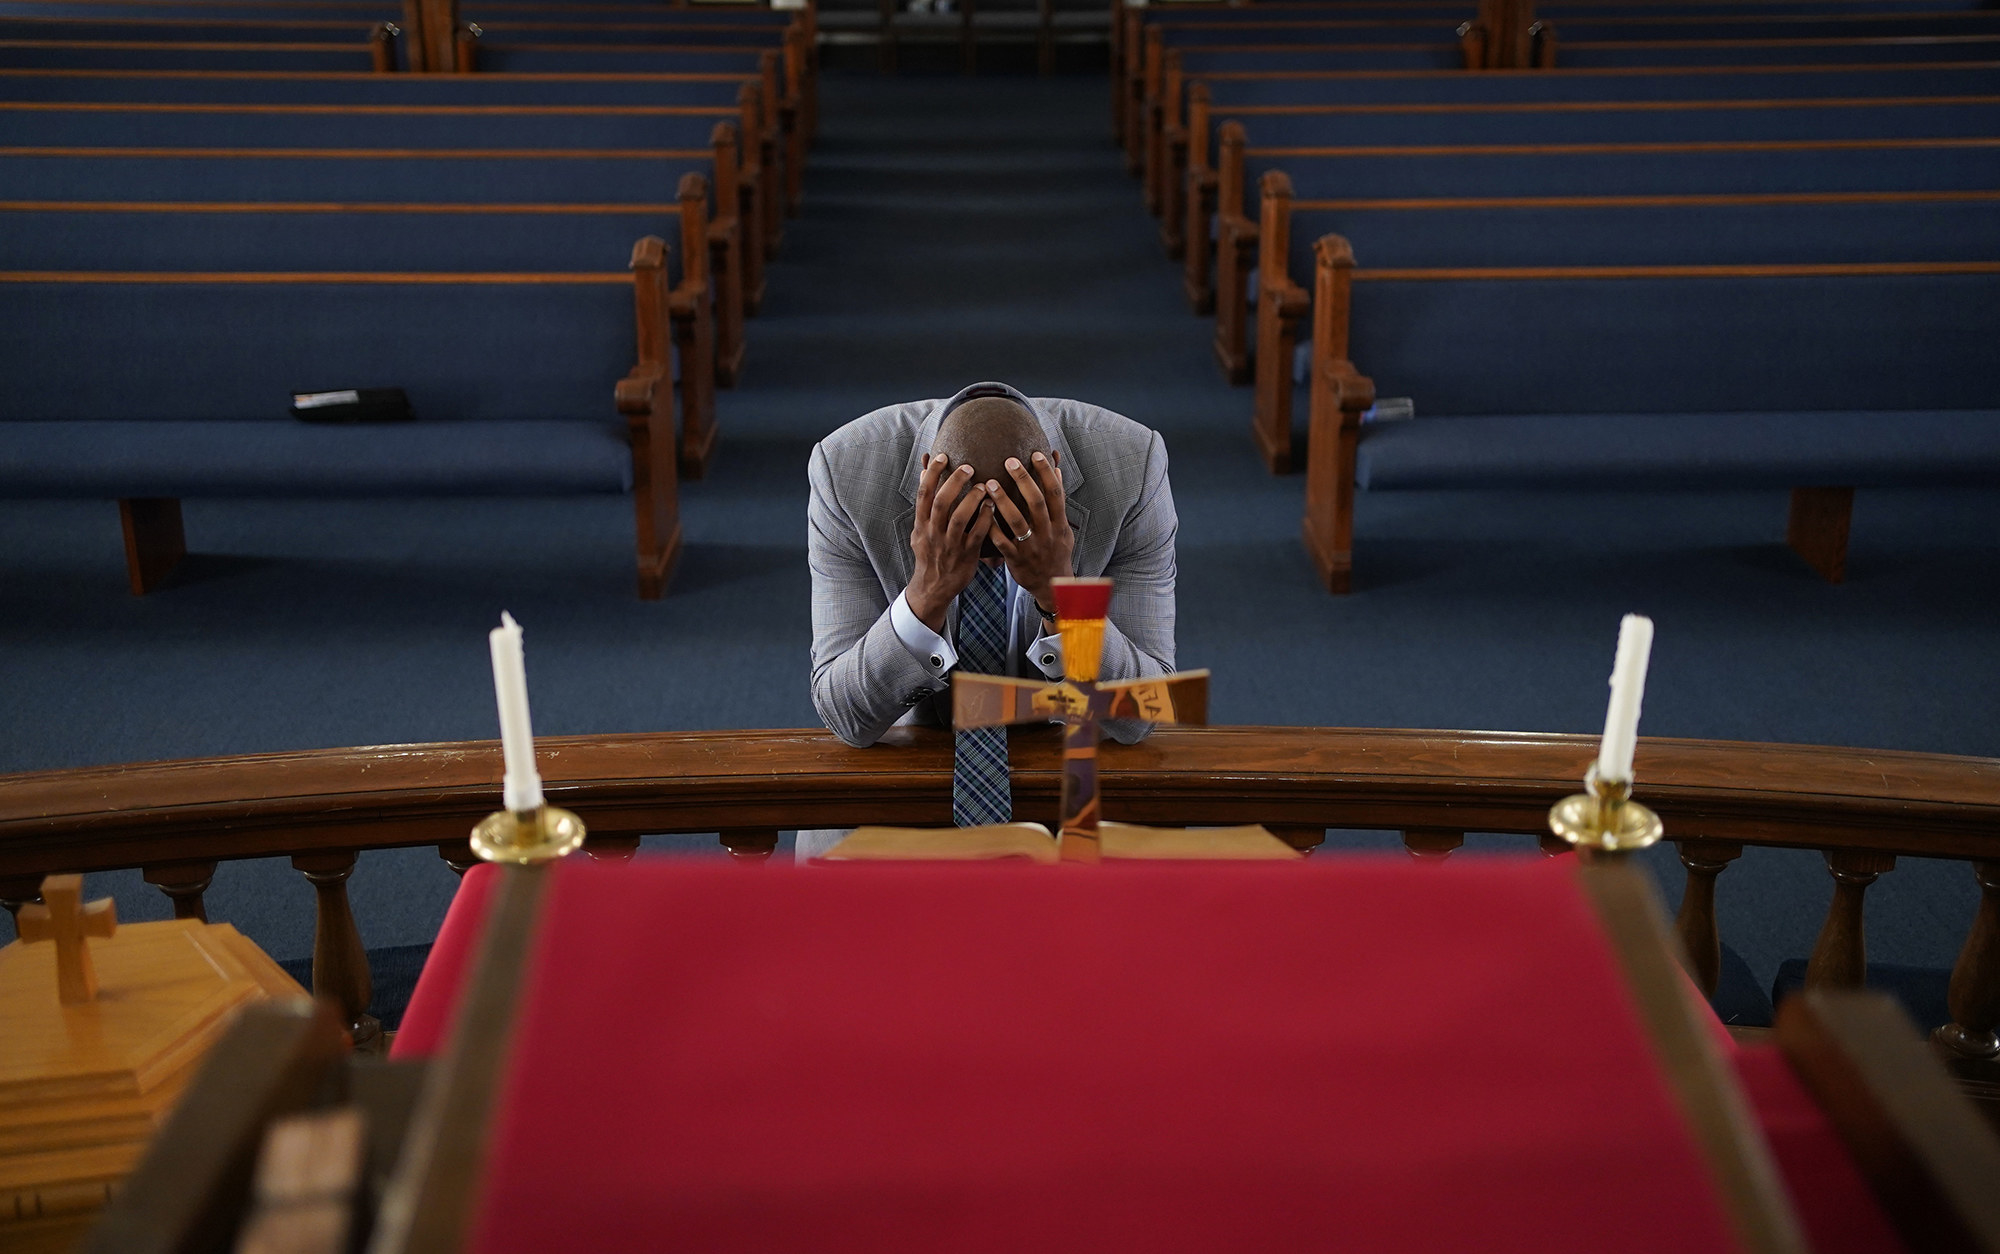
[820, 821, 1300, 863]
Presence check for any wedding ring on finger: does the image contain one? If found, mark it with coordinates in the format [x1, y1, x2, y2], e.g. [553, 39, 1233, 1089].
[1013, 529, 1033, 543]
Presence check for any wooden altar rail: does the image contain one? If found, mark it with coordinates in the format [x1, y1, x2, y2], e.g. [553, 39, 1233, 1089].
[0, 725, 1995, 1065]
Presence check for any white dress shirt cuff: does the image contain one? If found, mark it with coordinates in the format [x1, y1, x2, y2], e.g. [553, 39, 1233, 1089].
[1028, 625, 1065, 679]
[890, 589, 956, 679]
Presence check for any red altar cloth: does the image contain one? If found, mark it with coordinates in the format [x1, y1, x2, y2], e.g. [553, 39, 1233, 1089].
[391, 858, 1875, 1254]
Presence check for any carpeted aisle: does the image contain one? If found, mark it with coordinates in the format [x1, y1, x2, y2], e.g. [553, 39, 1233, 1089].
[1, 73, 1995, 1018]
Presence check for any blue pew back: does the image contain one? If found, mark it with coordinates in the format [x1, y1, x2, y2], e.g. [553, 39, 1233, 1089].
[0, 206, 683, 271]
[1344, 271, 2000, 416]
[1219, 99, 2000, 147]
[0, 103, 738, 147]
[1194, 63, 2000, 106]
[0, 40, 380, 68]
[0, 70, 753, 103]
[2, 278, 636, 430]
[0, 150, 721, 200]
[1281, 196, 2000, 272]
[1255, 140, 2000, 201]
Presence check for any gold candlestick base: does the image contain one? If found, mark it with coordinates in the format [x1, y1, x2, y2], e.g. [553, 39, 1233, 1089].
[471, 805, 586, 865]
[1548, 771, 1663, 856]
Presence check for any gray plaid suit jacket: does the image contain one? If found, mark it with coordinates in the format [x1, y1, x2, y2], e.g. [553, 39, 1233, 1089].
[807, 381, 1179, 750]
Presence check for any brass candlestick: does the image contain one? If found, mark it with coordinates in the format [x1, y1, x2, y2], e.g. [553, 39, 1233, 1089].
[1548, 769, 1663, 860]
[471, 804, 586, 865]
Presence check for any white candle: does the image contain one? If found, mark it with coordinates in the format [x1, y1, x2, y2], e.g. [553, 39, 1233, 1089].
[1596, 614, 1654, 785]
[488, 611, 545, 813]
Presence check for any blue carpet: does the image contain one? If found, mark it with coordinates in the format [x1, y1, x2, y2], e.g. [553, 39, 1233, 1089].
[1, 74, 1995, 1027]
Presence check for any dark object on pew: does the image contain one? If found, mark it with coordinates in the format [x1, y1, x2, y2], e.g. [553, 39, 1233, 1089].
[290, 388, 414, 425]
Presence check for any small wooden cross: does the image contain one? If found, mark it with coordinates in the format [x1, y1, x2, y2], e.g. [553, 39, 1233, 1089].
[17, 873, 118, 1005]
[953, 577, 1209, 864]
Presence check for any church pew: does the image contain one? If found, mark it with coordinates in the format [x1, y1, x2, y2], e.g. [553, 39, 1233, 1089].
[1171, 91, 2000, 268]
[449, 42, 806, 203]
[1135, 14, 2000, 181]
[1290, 241, 2000, 591]
[0, 71, 788, 268]
[1170, 62, 2000, 298]
[1116, 0, 2000, 154]
[0, 242, 695, 598]
[1206, 129, 2000, 380]
[0, 144, 749, 425]
[0, 726, 1994, 1095]
[1245, 185, 2000, 469]
[0, 195, 741, 468]
[1125, 19, 1461, 174]
[0, 53, 807, 220]
[1143, 31, 2000, 219]
[0, 93, 770, 364]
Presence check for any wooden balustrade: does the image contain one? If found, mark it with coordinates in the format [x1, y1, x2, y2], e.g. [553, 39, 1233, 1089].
[1675, 840, 1744, 999]
[1, 726, 1995, 1062]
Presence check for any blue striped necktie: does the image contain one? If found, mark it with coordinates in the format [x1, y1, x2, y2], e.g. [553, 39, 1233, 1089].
[952, 563, 1012, 827]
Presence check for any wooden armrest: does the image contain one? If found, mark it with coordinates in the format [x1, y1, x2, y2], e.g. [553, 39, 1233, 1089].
[1219, 212, 1257, 244]
[706, 218, 739, 245]
[1271, 278, 1310, 319]
[615, 369, 664, 416]
[1321, 359, 1376, 416]
[666, 280, 706, 320]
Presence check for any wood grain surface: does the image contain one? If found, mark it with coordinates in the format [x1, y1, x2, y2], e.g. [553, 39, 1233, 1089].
[0, 727, 1994, 876]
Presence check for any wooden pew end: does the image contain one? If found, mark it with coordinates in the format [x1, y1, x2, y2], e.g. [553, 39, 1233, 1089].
[119, 498, 186, 596]
[1787, 486, 1854, 584]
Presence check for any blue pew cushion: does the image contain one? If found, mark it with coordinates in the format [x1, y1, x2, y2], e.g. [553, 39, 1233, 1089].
[0, 420, 633, 498]
[1353, 410, 2000, 490]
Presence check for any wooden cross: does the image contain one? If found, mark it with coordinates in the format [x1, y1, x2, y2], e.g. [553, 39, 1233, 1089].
[953, 577, 1209, 864]
[17, 873, 118, 1005]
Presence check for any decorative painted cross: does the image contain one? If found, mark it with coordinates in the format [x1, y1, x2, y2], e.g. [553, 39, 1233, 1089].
[952, 577, 1209, 864]
[17, 873, 118, 1006]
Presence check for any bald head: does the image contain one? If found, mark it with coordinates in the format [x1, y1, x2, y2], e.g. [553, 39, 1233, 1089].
[933, 396, 1046, 512]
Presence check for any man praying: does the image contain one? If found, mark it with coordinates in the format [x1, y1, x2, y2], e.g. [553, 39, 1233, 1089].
[800, 381, 1179, 859]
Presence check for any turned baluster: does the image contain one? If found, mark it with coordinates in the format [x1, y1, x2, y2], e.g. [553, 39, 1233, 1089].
[1673, 840, 1742, 998]
[719, 829, 781, 862]
[585, 834, 643, 864]
[291, 851, 380, 1053]
[1934, 860, 2000, 1060]
[143, 859, 218, 922]
[1267, 825, 1326, 857]
[1805, 849, 1896, 990]
[1402, 829, 1464, 863]
[437, 840, 477, 877]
